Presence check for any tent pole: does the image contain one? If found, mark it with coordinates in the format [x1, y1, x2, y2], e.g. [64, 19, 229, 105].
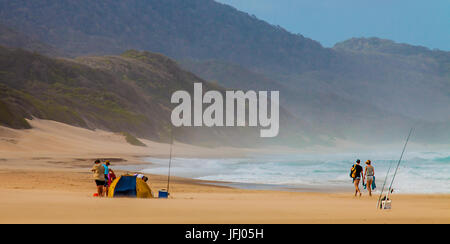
[166, 124, 174, 195]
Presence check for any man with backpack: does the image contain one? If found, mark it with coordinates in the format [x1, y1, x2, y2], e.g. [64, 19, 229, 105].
[350, 159, 364, 197]
[91, 160, 105, 197]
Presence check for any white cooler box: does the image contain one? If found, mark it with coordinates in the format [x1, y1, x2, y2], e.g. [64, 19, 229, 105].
[381, 200, 392, 210]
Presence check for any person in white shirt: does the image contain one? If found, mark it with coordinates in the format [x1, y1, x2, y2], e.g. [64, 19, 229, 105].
[134, 173, 148, 182]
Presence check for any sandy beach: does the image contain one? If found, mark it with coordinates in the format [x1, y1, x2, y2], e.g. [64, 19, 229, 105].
[0, 119, 449, 224]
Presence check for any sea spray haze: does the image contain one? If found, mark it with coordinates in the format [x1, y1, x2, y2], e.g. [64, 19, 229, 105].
[171, 83, 280, 137]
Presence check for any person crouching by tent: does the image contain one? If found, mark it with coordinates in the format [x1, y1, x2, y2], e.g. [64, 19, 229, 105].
[91, 160, 106, 197]
[134, 173, 149, 182]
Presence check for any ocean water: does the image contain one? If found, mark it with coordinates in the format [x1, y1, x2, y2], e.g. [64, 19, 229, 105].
[140, 151, 450, 194]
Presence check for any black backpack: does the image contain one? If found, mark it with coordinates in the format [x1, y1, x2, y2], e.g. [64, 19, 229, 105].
[350, 164, 357, 178]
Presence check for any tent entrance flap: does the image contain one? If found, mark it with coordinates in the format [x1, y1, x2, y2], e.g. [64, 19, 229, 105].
[113, 176, 137, 197]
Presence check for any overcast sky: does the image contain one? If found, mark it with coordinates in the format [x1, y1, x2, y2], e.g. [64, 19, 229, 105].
[216, 0, 450, 51]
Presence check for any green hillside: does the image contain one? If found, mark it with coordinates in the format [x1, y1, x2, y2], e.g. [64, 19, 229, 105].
[0, 47, 319, 147]
[0, 47, 212, 143]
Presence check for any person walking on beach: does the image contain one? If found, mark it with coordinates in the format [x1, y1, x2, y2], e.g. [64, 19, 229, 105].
[350, 159, 364, 197]
[364, 160, 375, 196]
[91, 160, 105, 197]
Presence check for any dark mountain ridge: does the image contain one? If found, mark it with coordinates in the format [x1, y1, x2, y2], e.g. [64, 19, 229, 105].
[0, 0, 332, 74]
[0, 24, 62, 57]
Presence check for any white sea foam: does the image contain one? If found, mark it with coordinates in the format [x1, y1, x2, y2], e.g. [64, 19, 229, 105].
[140, 151, 450, 193]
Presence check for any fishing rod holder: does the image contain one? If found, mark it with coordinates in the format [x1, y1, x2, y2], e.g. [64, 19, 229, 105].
[380, 199, 392, 210]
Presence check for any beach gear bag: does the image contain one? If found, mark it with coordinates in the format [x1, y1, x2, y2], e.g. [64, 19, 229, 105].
[363, 176, 376, 190]
[350, 164, 357, 179]
[372, 176, 376, 189]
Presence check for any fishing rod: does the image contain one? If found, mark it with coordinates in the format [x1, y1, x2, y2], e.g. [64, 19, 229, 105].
[166, 124, 174, 195]
[377, 128, 414, 209]
[386, 128, 414, 199]
[377, 154, 396, 208]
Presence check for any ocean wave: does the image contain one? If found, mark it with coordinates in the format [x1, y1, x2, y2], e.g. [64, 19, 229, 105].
[140, 152, 450, 194]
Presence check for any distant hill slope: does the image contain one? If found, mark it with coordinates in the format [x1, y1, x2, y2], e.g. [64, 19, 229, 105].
[0, 0, 331, 74]
[179, 59, 287, 91]
[334, 37, 448, 57]
[179, 44, 450, 143]
[0, 47, 232, 145]
[0, 47, 321, 147]
[334, 37, 450, 73]
[0, 47, 161, 137]
[0, 24, 62, 57]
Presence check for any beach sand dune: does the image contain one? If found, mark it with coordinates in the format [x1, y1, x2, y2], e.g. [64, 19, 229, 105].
[0, 119, 449, 224]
